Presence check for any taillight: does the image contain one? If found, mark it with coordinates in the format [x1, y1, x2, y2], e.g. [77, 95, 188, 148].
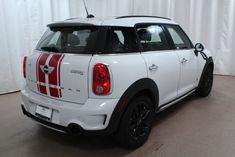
[23, 56, 27, 78]
[93, 63, 111, 95]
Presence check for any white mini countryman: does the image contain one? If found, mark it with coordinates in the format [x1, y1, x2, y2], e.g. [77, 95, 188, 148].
[21, 16, 213, 149]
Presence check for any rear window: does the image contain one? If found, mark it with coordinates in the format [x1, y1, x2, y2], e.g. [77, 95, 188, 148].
[36, 26, 140, 54]
[36, 26, 104, 54]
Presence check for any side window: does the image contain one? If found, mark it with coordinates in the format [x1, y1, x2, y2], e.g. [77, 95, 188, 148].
[166, 25, 193, 49]
[136, 25, 170, 51]
[108, 27, 139, 53]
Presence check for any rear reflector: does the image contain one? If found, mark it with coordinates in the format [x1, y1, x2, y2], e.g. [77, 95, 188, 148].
[23, 56, 27, 78]
[93, 63, 111, 95]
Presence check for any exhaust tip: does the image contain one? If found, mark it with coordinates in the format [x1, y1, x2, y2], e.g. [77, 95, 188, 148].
[67, 123, 82, 136]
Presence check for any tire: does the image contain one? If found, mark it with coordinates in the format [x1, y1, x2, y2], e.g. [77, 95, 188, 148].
[196, 65, 213, 97]
[115, 95, 154, 149]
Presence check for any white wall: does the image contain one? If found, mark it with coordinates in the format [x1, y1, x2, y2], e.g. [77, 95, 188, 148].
[1, 0, 235, 94]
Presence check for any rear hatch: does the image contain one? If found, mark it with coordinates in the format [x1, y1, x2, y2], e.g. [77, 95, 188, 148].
[25, 25, 106, 104]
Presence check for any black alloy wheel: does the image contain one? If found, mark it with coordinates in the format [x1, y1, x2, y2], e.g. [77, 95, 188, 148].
[115, 95, 154, 149]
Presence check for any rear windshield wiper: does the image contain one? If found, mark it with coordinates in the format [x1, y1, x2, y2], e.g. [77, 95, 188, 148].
[40, 46, 60, 52]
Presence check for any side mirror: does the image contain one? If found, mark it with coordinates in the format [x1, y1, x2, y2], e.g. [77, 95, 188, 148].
[194, 43, 204, 56]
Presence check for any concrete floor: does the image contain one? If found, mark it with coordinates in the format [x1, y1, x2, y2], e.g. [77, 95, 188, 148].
[0, 75, 235, 157]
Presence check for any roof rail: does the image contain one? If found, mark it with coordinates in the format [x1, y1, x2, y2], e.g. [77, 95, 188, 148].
[116, 15, 171, 20]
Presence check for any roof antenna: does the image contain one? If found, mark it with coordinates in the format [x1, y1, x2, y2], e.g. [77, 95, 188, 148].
[82, 0, 94, 18]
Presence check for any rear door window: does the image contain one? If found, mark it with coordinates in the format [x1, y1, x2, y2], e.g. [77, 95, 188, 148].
[136, 25, 170, 51]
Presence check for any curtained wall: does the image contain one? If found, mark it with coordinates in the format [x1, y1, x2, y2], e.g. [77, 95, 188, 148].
[0, 0, 235, 94]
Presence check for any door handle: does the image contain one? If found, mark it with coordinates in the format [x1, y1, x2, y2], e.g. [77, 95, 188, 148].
[149, 64, 158, 71]
[181, 58, 188, 64]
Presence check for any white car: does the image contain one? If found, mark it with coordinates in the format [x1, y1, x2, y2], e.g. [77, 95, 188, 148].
[21, 16, 214, 149]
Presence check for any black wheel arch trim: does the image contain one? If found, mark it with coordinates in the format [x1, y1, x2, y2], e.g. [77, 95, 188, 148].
[105, 78, 159, 134]
[197, 56, 214, 89]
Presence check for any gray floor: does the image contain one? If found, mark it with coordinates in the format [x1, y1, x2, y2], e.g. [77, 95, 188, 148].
[1, 75, 235, 157]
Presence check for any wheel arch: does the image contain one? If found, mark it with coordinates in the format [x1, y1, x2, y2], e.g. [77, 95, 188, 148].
[198, 56, 214, 88]
[106, 78, 159, 134]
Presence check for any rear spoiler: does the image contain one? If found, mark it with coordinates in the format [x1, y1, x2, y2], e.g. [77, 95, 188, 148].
[47, 22, 94, 28]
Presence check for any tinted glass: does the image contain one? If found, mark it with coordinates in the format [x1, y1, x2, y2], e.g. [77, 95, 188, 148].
[36, 26, 102, 54]
[136, 25, 170, 51]
[108, 27, 140, 53]
[166, 25, 193, 49]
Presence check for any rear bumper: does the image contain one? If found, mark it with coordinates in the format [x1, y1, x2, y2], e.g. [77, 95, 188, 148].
[21, 87, 119, 135]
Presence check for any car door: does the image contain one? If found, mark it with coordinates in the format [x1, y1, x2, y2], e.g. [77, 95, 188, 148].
[136, 24, 180, 106]
[165, 25, 198, 96]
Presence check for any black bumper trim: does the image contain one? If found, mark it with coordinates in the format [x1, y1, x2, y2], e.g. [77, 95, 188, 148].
[21, 105, 67, 132]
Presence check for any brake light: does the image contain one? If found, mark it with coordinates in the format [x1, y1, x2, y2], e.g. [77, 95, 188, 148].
[93, 63, 111, 95]
[23, 56, 27, 78]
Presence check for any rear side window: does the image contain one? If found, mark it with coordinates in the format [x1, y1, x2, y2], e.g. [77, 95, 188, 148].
[36, 26, 103, 54]
[136, 25, 170, 51]
[166, 25, 193, 49]
[107, 27, 140, 53]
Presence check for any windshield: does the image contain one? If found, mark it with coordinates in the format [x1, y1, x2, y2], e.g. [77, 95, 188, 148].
[36, 26, 103, 54]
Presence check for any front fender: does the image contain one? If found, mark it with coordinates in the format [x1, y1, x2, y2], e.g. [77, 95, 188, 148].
[198, 56, 214, 88]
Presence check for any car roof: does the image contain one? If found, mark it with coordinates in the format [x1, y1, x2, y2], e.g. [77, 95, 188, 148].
[48, 16, 177, 28]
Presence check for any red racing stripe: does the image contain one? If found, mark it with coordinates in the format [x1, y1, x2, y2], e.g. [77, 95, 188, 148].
[48, 54, 62, 85]
[48, 54, 64, 98]
[37, 53, 49, 95]
[58, 55, 65, 97]
[49, 88, 59, 97]
[39, 85, 47, 95]
[36, 54, 43, 91]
